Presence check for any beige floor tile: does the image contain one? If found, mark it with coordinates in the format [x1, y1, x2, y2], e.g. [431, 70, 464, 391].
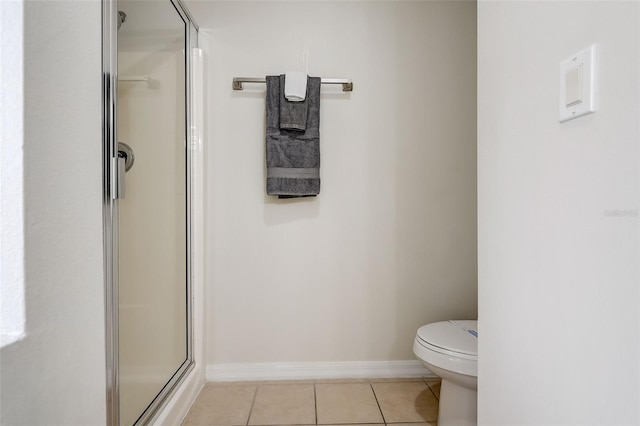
[316, 383, 384, 424]
[259, 380, 316, 385]
[371, 382, 438, 423]
[426, 381, 440, 400]
[182, 383, 257, 426]
[248, 383, 316, 425]
[369, 377, 425, 383]
[313, 378, 370, 384]
[387, 423, 437, 426]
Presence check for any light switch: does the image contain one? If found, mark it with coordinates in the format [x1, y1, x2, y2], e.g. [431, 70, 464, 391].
[559, 45, 596, 123]
[565, 64, 583, 106]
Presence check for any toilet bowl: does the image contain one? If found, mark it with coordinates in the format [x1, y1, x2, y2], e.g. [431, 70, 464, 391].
[413, 320, 478, 426]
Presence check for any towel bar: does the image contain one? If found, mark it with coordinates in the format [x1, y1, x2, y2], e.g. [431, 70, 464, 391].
[232, 77, 353, 92]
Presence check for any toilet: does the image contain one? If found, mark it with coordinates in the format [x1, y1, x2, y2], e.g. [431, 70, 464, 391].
[413, 320, 478, 426]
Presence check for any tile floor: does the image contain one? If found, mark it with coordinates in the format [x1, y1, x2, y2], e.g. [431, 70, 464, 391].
[182, 378, 441, 426]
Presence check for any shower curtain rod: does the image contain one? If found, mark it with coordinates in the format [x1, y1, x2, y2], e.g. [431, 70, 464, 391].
[232, 77, 353, 92]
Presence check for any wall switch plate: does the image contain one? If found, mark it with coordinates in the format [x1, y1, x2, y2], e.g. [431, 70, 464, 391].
[559, 45, 595, 123]
[565, 64, 583, 106]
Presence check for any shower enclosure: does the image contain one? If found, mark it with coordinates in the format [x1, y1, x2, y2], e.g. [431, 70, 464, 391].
[102, 0, 199, 424]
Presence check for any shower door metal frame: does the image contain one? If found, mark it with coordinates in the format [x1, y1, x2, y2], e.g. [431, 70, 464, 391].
[101, 1, 198, 424]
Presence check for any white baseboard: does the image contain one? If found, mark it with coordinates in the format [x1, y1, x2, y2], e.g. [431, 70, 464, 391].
[206, 360, 435, 382]
[153, 365, 205, 426]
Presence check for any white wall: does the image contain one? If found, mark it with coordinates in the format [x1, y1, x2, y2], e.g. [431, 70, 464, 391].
[478, 1, 639, 424]
[0, 1, 106, 424]
[186, 0, 477, 368]
[0, 0, 25, 348]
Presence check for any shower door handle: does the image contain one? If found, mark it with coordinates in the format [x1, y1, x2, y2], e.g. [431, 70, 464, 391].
[117, 156, 126, 198]
[112, 155, 126, 199]
[112, 143, 135, 199]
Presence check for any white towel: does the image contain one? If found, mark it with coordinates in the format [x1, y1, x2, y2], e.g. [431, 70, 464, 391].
[284, 72, 308, 102]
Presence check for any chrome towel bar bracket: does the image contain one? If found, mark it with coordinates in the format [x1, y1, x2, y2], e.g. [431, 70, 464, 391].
[232, 77, 353, 92]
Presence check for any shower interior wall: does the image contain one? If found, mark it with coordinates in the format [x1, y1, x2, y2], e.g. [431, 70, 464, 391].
[117, 47, 188, 425]
[186, 0, 478, 373]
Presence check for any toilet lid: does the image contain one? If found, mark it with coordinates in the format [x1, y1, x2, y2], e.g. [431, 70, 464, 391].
[416, 320, 478, 357]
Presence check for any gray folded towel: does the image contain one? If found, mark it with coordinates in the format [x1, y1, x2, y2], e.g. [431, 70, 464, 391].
[266, 75, 321, 198]
[279, 74, 308, 131]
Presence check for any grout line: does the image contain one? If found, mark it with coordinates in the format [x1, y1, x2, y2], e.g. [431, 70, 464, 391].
[314, 383, 318, 425]
[422, 379, 439, 402]
[369, 381, 387, 424]
[246, 383, 260, 426]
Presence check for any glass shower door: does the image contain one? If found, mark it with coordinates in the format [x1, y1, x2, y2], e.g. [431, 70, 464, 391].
[116, 1, 188, 424]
